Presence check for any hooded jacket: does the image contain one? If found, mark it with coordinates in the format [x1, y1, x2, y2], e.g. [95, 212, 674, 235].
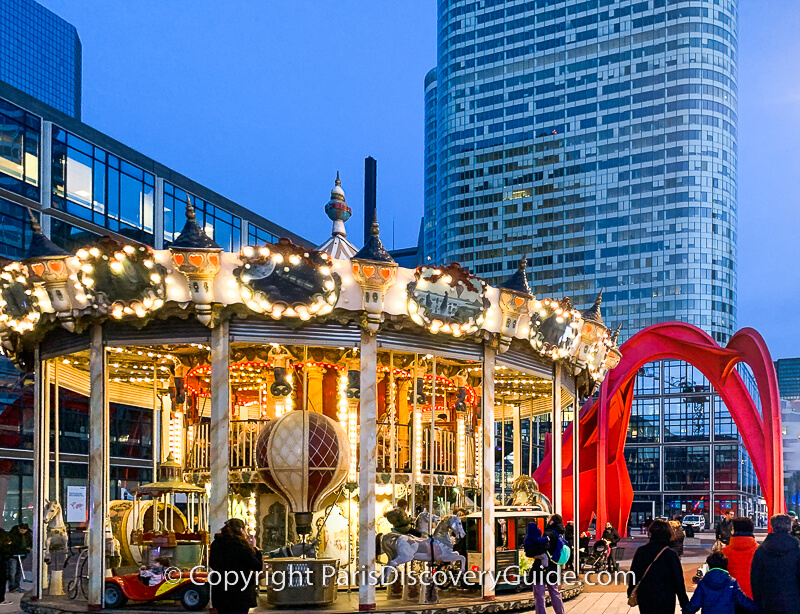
[751, 531, 800, 614]
[209, 533, 263, 612]
[721, 534, 757, 598]
[683, 568, 757, 614]
[523, 522, 548, 558]
[628, 538, 689, 614]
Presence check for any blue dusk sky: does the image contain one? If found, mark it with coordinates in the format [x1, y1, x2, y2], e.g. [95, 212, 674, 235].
[37, 1, 800, 358]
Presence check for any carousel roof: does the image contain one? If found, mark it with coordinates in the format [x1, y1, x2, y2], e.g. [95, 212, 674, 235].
[0, 175, 622, 390]
[25, 210, 69, 259]
[318, 173, 357, 260]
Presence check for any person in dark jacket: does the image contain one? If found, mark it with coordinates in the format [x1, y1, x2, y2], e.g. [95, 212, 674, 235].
[628, 519, 688, 614]
[601, 522, 621, 572]
[209, 518, 263, 614]
[683, 552, 757, 614]
[527, 515, 566, 614]
[751, 513, 800, 614]
[7, 523, 30, 593]
[0, 529, 14, 604]
[716, 510, 734, 546]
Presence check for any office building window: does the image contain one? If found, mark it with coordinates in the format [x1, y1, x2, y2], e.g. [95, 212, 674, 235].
[628, 398, 660, 443]
[52, 128, 155, 245]
[664, 395, 710, 442]
[713, 397, 737, 441]
[163, 183, 241, 252]
[0, 198, 32, 259]
[664, 445, 710, 490]
[714, 444, 739, 491]
[50, 217, 102, 253]
[635, 362, 660, 395]
[664, 494, 710, 522]
[248, 224, 278, 246]
[0, 98, 39, 200]
[624, 446, 660, 491]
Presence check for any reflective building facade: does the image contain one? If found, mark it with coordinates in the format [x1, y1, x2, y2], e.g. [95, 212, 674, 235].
[425, 0, 737, 344]
[0, 0, 81, 118]
[426, 0, 750, 529]
[0, 81, 308, 524]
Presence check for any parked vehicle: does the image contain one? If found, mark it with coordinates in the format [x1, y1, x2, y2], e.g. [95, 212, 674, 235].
[104, 570, 209, 610]
[683, 514, 706, 532]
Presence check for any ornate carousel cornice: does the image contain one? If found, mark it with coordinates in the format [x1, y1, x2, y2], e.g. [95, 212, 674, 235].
[0, 215, 621, 385]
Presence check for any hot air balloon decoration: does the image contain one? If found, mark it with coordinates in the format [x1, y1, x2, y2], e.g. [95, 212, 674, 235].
[255, 411, 349, 539]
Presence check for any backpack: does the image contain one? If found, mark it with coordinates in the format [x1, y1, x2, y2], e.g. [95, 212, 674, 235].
[553, 534, 571, 565]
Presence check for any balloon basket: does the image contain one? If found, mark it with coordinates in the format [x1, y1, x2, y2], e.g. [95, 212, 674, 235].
[263, 558, 339, 607]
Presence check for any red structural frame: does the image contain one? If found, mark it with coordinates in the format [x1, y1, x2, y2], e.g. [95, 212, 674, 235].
[533, 323, 785, 537]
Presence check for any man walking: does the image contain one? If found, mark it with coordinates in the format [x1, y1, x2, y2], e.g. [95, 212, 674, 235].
[750, 514, 800, 614]
[716, 510, 734, 546]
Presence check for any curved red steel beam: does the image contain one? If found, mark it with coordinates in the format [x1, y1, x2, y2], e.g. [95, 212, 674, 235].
[533, 323, 784, 536]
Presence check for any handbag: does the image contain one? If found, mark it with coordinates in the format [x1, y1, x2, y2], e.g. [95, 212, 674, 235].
[628, 546, 668, 607]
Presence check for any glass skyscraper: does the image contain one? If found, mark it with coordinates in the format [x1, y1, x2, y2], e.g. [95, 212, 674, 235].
[425, 0, 737, 344]
[426, 0, 752, 529]
[0, 0, 82, 118]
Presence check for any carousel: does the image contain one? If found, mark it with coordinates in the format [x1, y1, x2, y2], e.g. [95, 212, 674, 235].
[3, 177, 620, 610]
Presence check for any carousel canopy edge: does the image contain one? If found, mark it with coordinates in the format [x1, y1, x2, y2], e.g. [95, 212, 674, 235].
[0, 227, 621, 384]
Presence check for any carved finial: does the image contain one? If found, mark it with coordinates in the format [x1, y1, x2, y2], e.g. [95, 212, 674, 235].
[611, 324, 622, 343]
[185, 196, 196, 221]
[335, 171, 341, 187]
[594, 289, 603, 305]
[519, 254, 528, 271]
[27, 208, 41, 234]
[370, 211, 380, 237]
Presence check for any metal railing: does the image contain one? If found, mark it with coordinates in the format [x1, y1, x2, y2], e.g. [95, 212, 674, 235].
[186, 418, 476, 478]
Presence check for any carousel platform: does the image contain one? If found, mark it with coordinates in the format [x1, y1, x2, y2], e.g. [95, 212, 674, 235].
[22, 583, 584, 614]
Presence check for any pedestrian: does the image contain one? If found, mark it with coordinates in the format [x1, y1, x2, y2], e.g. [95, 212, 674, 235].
[750, 513, 800, 614]
[7, 522, 30, 594]
[0, 528, 14, 605]
[601, 522, 621, 572]
[209, 518, 263, 614]
[720, 516, 757, 599]
[528, 515, 566, 614]
[716, 510, 734, 546]
[627, 519, 688, 614]
[669, 517, 685, 558]
[682, 551, 757, 614]
[643, 515, 653, 535]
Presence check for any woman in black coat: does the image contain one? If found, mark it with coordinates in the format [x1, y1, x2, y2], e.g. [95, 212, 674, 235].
[627, 519, 688, 614]
[209, 518, 263, 614]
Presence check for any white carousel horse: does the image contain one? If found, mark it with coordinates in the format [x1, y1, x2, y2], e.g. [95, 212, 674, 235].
[43, 500, 68, 564]
[380, 514, 466, 582]
[415, 510, 440, 536]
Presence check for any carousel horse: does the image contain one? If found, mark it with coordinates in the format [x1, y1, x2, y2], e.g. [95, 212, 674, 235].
[380, 514, 466, 583]
[43, 500, 68, 565]
[415, 510, 440, 536]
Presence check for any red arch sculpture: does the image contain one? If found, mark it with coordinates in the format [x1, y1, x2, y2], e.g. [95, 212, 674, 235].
[533, 323, 784, 536]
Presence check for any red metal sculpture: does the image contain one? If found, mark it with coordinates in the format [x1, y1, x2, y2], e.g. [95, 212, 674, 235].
[533, 323, 785, 537]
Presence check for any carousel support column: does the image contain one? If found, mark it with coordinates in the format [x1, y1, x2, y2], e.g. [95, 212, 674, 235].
[551, 363, 562, 516]
[481, 346, 496, 601]
[358, 331, 378, 611]
[209, 320, 231, 536]
[306, 364, 324, 414]
[32, 348, 46, 600]
[87, 324, 108, 609]
[572, 399, 580, 572]
[153, 361, 161, 472]
[512, 405, 521, 479]
[596, 378, 609, 540]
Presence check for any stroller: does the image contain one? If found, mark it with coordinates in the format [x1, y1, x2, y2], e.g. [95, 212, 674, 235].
[580, 537, 611, 572]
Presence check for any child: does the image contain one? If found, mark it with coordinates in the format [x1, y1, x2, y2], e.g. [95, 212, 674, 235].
[139, 556, 170, 586]
[683, 552, 757, 614]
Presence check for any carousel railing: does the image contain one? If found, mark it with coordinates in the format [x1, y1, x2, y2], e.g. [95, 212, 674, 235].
[185, 418, 476, 478]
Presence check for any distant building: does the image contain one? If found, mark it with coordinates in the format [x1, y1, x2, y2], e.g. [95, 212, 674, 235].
[777, 358, 800, 400]
[0, 0, 82, 118]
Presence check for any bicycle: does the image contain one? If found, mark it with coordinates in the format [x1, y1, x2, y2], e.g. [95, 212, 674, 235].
[66, 546, 88, 600]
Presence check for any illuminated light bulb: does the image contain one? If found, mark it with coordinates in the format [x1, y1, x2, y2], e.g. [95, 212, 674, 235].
[242, 246, 254, 258]
[89, 248, 100, 258]
[123, 245, 135, 255]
